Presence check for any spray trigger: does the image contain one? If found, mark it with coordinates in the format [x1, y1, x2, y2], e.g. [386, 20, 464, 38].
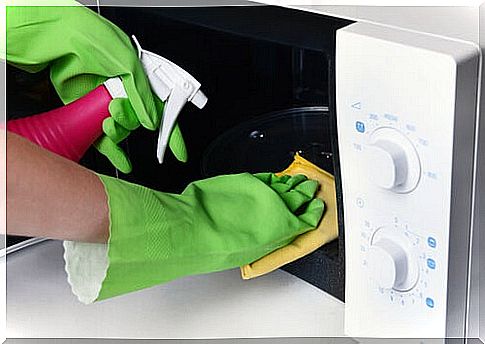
[131, 35, 208, 164]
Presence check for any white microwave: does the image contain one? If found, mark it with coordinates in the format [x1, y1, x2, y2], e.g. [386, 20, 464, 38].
[6, 2, 484, 340]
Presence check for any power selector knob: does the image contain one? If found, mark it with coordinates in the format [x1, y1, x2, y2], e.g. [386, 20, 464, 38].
[365, 127, 421, 193]
[367, 227, 419, 292]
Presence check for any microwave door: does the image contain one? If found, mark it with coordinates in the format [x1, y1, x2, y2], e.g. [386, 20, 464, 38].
[336, 22, 480, 338]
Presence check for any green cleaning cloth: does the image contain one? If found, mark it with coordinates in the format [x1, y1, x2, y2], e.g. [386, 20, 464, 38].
[64, 172, 324, 303]
[6, 4, 187, 172]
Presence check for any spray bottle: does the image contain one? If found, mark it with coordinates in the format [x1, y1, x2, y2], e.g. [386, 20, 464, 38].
[7, 36, 208, 166]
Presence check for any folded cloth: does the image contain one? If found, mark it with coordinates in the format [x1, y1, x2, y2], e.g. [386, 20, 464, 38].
[240, 154, 338, 279]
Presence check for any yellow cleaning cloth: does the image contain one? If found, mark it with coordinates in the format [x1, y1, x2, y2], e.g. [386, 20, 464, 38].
[240, 154, 338, 279]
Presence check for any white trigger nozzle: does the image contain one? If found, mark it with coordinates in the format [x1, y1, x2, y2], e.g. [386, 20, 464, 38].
[131, 36, 208, 164]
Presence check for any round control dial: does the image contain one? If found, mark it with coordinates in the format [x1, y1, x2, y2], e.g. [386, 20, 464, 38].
[365, 127, 421, 193]
[367, 226, 419, 292]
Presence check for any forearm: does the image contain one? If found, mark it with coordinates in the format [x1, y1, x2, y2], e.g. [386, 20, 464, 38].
[6, 130, 109, 243]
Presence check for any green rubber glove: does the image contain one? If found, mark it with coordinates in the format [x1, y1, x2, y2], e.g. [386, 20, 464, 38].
[64, 173, 325, 303]
[6, 4, 187, 173]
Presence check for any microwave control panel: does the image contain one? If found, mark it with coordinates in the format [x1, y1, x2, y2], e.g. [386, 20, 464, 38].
[336, 22, 479, 338]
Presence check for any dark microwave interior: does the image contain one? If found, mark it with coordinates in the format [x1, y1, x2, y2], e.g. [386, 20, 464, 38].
[6, 5, 352, 301]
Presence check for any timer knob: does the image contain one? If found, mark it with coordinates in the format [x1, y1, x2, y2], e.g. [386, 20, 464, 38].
[365, 127, 421, 193]
[367, 227, 419, 292]
[368, 238, 408, 289]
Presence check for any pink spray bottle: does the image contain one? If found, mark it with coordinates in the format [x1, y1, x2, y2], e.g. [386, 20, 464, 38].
[7, 36, 208, 166]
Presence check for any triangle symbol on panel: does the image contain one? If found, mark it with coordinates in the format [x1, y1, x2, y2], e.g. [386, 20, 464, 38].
[351, 102, 362, 110]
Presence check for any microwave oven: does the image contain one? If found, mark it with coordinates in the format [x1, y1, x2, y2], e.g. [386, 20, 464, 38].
[6, 3, 484, 340]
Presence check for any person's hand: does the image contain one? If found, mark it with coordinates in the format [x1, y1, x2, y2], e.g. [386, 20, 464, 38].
[6, 3, 187, 173]
[64, 172, 325, 303]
